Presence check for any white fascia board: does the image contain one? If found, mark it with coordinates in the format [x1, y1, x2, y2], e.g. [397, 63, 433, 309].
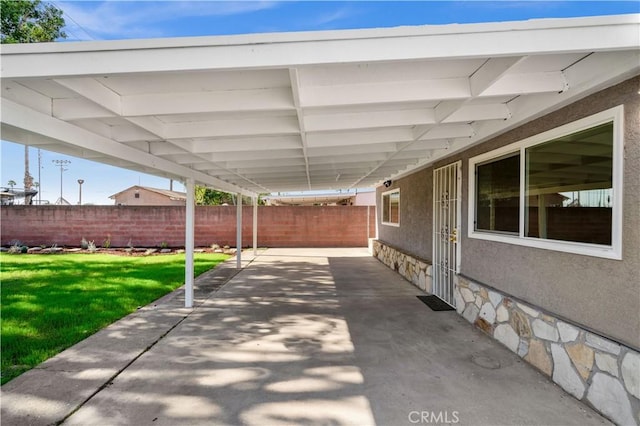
[2, 15, 638, 78]
[1, 98, 256, 197]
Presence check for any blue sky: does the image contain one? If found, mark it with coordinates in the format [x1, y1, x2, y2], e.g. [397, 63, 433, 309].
[2, 1, 638, 204]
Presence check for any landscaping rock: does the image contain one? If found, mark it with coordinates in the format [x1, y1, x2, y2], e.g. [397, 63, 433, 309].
[27, 247, 42, 253]
[160, 248, 172, 253]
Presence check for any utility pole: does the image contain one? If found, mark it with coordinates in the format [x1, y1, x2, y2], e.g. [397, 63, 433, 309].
[52, 159, 71, 204]
[38, 149, 42, 204]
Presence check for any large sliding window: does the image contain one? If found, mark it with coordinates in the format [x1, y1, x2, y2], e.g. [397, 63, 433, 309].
[468, 106, 623, 259]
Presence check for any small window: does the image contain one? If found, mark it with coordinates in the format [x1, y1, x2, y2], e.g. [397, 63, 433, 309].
[381, 189, 400, 226]
[468, 106, 623, 260]
[134, 192, 140, 199]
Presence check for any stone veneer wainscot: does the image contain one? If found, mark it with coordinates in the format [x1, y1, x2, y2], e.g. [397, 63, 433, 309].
[372, 240, 432, 293]
[454, 275, 640, 426]
[372, 239, 640, 425]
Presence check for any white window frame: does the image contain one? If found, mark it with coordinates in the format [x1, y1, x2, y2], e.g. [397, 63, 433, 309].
[381, 188, 400, 227]
[468, 105, 624, 260]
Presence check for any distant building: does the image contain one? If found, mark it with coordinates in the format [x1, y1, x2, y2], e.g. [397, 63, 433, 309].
[109, 186, 186, 206]
[263, 190, 375, 206]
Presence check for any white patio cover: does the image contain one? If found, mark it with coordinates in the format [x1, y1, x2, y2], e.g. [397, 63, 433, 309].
[1, 14, 638, 197]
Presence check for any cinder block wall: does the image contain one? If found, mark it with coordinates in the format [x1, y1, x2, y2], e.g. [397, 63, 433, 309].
[1, 205, 376, 248]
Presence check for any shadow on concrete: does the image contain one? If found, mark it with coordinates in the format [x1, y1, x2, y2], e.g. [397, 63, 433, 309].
[1, 249, 608, 426]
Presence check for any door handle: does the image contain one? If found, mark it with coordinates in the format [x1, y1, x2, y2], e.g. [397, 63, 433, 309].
[449, 229, 458, 242]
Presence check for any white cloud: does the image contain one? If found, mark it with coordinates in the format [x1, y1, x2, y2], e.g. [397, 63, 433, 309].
[56, 1, 280, 40]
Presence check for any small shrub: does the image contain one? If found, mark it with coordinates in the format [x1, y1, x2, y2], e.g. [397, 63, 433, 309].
[87, 241, 97, 253]
[80, 237, 89, 250]
[20, 246, 28, 254]
[160, 241, 168, 249]
[8, 242, 22, 254]
[102, 234, 111, 249]
[211, 243, 220, 250]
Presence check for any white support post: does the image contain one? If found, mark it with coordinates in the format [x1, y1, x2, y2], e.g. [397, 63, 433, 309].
[184, 178, 195, 308]
[253, 196, 258, 256]
[236, 193, 242, 269]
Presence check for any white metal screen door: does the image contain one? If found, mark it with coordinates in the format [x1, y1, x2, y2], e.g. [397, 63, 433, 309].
[433, 161, 462, 307]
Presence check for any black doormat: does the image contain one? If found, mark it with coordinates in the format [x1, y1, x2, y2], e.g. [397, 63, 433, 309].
[417, 295, 455, 311]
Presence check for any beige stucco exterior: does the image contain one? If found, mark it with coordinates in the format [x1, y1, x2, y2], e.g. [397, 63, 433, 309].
[377, 76, 640, 350]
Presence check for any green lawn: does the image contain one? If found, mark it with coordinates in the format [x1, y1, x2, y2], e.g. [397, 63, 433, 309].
[0, 252, 229, 385]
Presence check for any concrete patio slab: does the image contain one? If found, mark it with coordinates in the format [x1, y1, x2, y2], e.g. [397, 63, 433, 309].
[2, 249, 608, 425]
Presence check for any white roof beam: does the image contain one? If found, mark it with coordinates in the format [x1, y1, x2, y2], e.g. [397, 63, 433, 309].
[481, 71, 568, 97]
[164, 117, 299, 139]
[125, 116, 166, 140]
[300, 78, 469, 108]
[2, 81, 51, 116]
[419, 124, 475, 140]
[231, 166, 307, 175]
[52, 98, 116, 120]
[189, 135, 302, 153]
[470, 57, 523, 96]
[289, 67, 312, 190]
[121, 88, 294, 116]
[207, 149, 302, 162]
[111, 124, 161, 143]
[307, 128, 414, 148]
[442, 103, 512, 123]
[1, 98, 256, 196]
[309, 153, 389, 165]
[306, 142, 397, 157]
[54, 78, 122, 115]
[224, 157, 306, 168]
[304, 108, 436, 132]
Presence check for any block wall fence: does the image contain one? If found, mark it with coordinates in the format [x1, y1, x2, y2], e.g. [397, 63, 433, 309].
[1, 205, 376, 248]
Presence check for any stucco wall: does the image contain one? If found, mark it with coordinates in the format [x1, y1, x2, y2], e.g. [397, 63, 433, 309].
[376, 76, 640, 349]
[376, 168, 433, 259]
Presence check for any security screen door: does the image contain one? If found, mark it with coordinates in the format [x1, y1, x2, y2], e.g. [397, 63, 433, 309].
[432, 161, 462, 306]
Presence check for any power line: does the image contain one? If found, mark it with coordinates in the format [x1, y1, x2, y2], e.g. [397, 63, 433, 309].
[52, 2, 98, 41]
